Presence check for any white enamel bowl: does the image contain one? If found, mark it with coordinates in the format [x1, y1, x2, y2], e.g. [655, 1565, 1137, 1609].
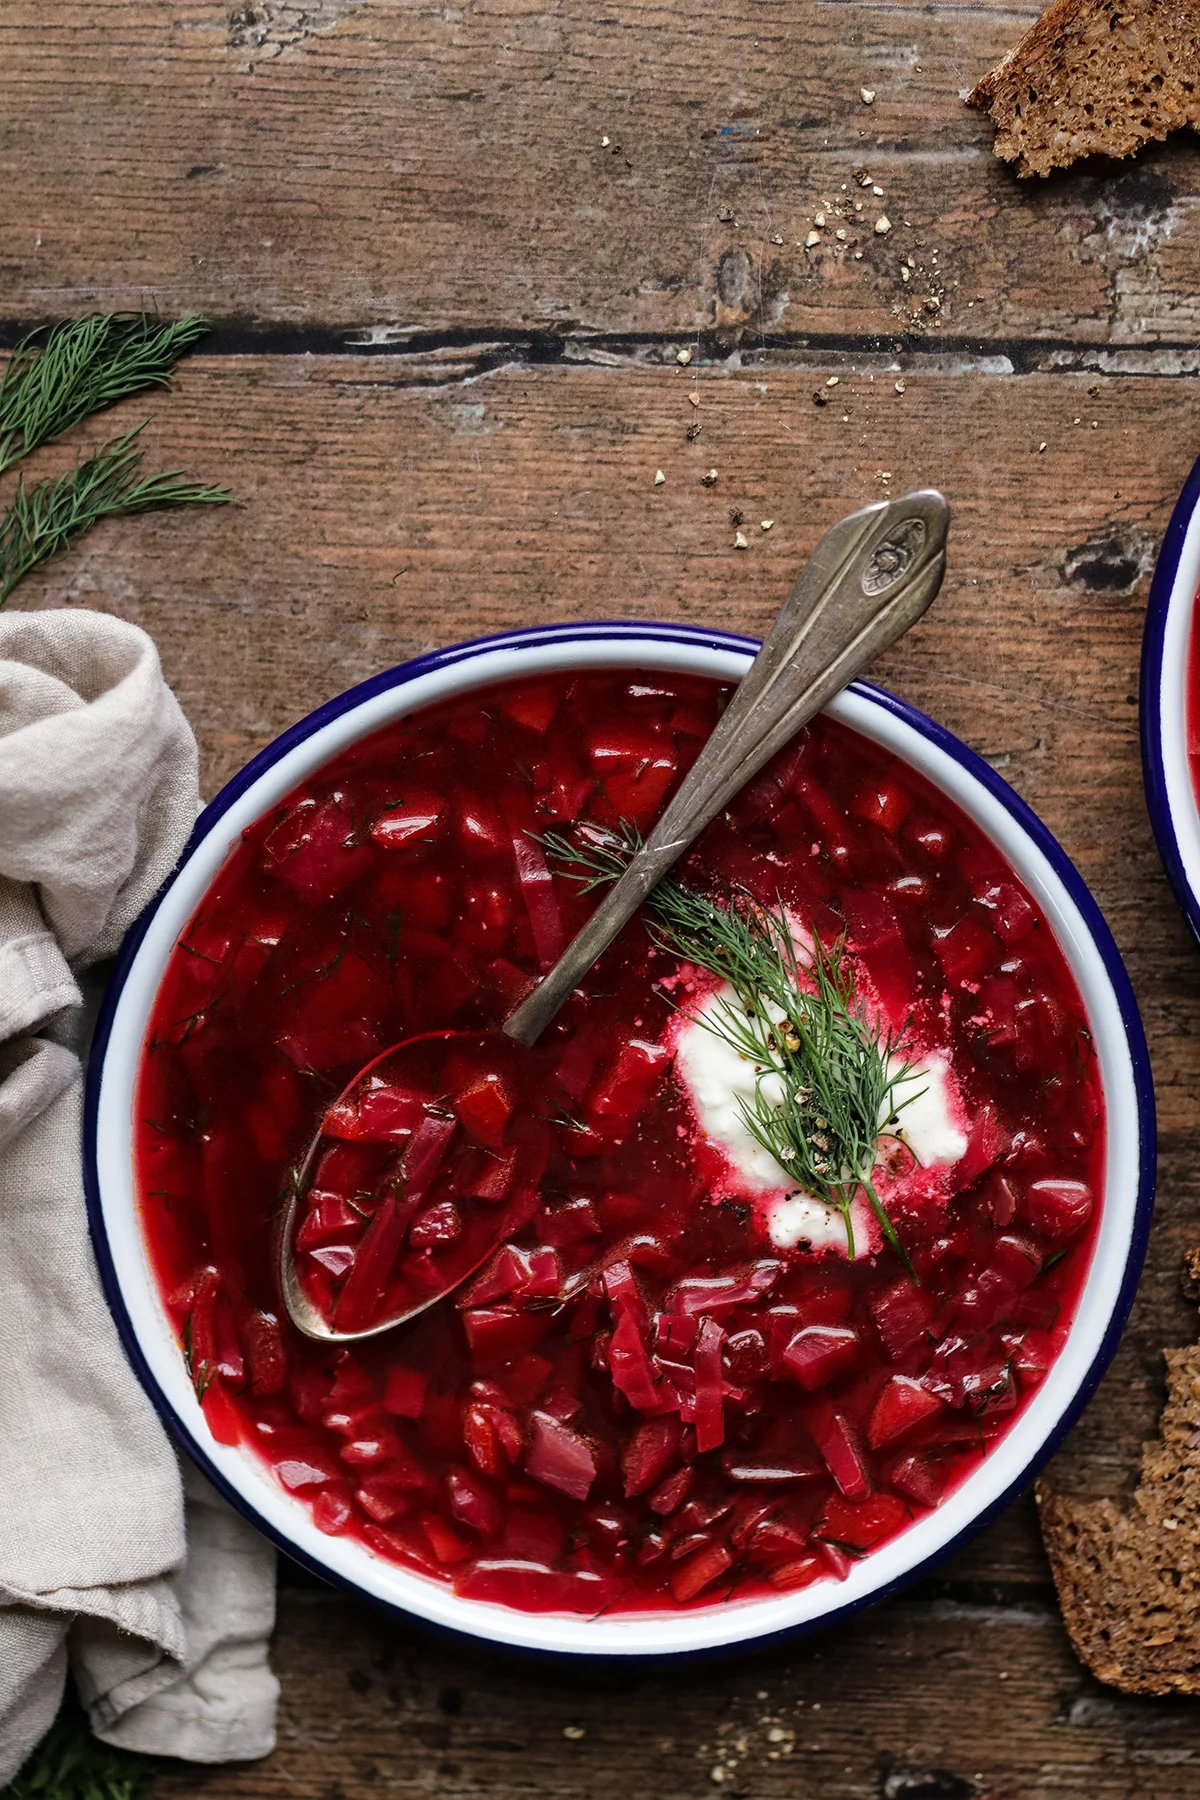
[86, 622, 1155, 1658]
[1142, 455, 1200, 945]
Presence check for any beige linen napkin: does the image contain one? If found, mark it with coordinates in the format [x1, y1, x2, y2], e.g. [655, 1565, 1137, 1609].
[0, 610, 278, 1783]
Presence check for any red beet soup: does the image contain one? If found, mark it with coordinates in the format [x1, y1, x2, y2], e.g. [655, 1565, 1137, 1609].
[137, 670, 1103, 1616]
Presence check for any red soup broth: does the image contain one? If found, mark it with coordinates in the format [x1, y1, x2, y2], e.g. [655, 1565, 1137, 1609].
[137, 669, 1103, 1616]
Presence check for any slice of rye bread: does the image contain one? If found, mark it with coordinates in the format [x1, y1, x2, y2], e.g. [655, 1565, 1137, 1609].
[969, 0, 1200, 179]
[1038, 1254, 1200, 1694]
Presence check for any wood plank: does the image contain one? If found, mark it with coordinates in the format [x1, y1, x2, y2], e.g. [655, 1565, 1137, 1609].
[7, 352, 1198, 1528]
[145, 1580, 1200, 1800]
[3, 1, 1200, 343]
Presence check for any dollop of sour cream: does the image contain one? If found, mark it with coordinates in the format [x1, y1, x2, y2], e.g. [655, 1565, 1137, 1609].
[671, 981, 969, 1258]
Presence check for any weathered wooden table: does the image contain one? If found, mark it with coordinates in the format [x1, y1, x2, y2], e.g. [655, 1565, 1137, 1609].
[6, 2, 1200, 1793]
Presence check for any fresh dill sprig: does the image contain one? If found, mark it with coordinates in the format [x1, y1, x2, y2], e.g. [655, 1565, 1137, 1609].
[8, 1697, 159, 1800]
[0, 312, 210, 475]
[539, 821, 920, 1268]
[0, 426, 231, 602]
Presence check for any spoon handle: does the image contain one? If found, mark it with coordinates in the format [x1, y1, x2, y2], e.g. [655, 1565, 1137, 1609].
[503, 488, 950, 1047]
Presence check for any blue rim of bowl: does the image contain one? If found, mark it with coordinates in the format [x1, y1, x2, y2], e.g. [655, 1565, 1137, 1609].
[1141, 450, 1200, 948]
[83, 619, 1156, 1660]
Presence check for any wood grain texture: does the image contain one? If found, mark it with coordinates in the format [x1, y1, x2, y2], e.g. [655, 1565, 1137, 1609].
[3, 0, 1200, 344]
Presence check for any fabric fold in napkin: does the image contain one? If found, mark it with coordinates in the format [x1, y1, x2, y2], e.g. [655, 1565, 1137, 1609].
[0, 610, 278, 1784]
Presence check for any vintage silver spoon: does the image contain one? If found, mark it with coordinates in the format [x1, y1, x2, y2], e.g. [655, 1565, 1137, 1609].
[279, 488, 950, 1340]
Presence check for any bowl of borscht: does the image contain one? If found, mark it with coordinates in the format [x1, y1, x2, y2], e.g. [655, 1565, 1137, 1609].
[1142, 455, 1200, 946]
[87, 620, 1154, 1657]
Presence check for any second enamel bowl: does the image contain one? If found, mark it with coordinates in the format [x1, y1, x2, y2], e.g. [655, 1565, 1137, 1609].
[86, 621, 1154, 1657]
[1142, 453, 1200, 945]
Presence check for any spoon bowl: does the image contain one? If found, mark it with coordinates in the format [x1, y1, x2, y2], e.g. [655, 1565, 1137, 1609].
[280, 1029, 562, 1340]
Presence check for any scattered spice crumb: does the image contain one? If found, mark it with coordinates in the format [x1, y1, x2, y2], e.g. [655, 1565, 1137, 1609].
[826, 375, 840, 387]
[601, 135, 610, 147]
[860, 87, 875, 103]
[710, 1767, 727, 1785]
[900, 266, 911, 283]
[734, 531, 748, 548]
[687, 391, 700, 408]
[841, 412, 850, 421]
[654, 468, 665, 485]
[1037, 441, 1047, 453]
[564, 1725, 587, 1741]
[717, 204, 734, 223]
[770, 232, 783, 245]
[1091, 419, 1098, 428]
[805, 230, 822, 249]
[875, 215, 892, 235]
[728, 508, 744, 526]
[701, 468, 719, 487]
[815, 211, 826, 227]
[894, 379, 906, 393]
[835, 228, 847, 241]
[676, 347, 693, 366]
[873, 184, 884, 197]
[812, 390, 827, 407]
[761, 519, 774, 530]
[686, 422, 702, 440]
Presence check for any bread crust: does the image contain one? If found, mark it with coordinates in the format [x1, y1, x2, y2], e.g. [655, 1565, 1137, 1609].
[1039, 1321, 1200, 1694]
[968, 0, 1200, 178]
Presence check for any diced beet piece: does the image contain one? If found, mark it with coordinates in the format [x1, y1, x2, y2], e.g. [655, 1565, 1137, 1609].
[648, 1465, 694, 1516]
[725, 1327, 769, 1384]
[692, 1317, 727, 1453]
[296, 1192, 363, 1250]
[622, 1415, 682, 1497]
[264, 800, 371, 898]
[769, 1555, 826, 1591]
[356, 1480, 410, 1525]
[526, 1411, 597, 1501]
[446, 1466, 503, 1537]
[953, 1103, 1006, 1188]
[1025, 1178, 1093, 1244]
[509, 830, 565, 972]
[371, 792, 446, 849]
[324, 1080, 432, 1144]
[868, 1279, 933, 1362]
[200, 1382, 242, 1446]
[604, 1259, 651, 1334]
[670, 1541, 733, 1604]
[310, 1244, 356, 1278]
[462, 1307, 553, 1363]
[453, 1072, 513, 1148]
[422, 1514, 473, 1564]
[275, 1449, 340, 1492]
[609, 1310, 676, 1415]
[502, 682, 560, 734]
[1002, 1327, 1055, 1386]
[817, 1492, 909, 1551]
[805, 1400, 870, 1500]
[983, 1171, 1018, 1227]
[979, 879, 1038, 944]
[241, 1309, 287, 1395]
[744, 1511, 811, 1569]
[669, 1262, 781, 1317]
[780, 1324, 862, 1393]
[867, 1376, 945, 1449]
[887, 1450, 948, 1509]
[841, 891, 915, 1024]
[312, 1487, 354, 1534]
[409, 1201, 462, 1246]
[587, 1039, 672, 1124]
[525, 1249, 561, 1298]
[934, 915, 997, 984]
[383, 1366, 427, 1418]
[851, 772, 911, 835]
[454, 793, 509, 860]
[588, 723, 678, 825]
[463, 1398, 523, 1477]
[332, 1195, 411, 1334]
[460, 1245, 535, 1307]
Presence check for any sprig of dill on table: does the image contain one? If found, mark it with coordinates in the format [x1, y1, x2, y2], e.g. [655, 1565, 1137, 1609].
[0, 426, 230, 603]
[7, 1696, 159, 1800]
[0, 312, 210, 475]
[539, 820, 920, 1268]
